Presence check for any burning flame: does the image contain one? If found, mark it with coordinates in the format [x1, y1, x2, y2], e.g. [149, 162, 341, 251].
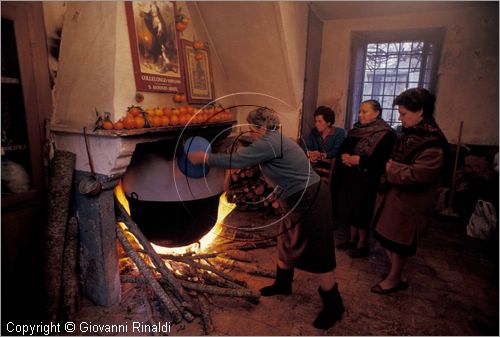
[114, 182, 236, 256]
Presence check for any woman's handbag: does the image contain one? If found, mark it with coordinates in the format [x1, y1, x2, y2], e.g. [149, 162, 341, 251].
[466, 199, 498, 240]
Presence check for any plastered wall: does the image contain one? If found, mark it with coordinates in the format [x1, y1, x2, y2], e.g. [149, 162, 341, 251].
[50, 2, 230, 130]
[317, 3, 499, 145]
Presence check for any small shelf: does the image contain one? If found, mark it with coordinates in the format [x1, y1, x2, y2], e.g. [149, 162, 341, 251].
[1, 76, 20, 84]
[52, 120, 237, 138]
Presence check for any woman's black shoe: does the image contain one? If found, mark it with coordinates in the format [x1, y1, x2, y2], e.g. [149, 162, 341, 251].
[370, 280, 409, 294]
[336, 240, 357, 250]
[259, 266, 294, 296]
[348, 245, 369, 258]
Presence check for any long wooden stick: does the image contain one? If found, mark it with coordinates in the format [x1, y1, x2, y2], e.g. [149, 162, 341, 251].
[179, 281, 259, 302]
[116, 228, 182, 323]
[45, 150, 76, 322]
[162, 255, 247, 288]
[120, 275, 194, 322]
[198, 294, 214, 335]
[449, 121, 464, 208]
[214, 257, 276, 278]
[60, 216, 80, 321]
[115, 199, 191, 307]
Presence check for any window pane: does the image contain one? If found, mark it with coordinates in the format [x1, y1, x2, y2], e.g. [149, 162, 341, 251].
[388, 42, 400, 53]
[351, 37, 437, 128]
[412, 41, 423, 50]
[377, 43, 388, 53]
[410, 55, 421, 69]
[363, 83, 373, 95]
[386, 55, 399, 69]
[364, 71, 374, 82]
[401, 42, 413, 52]
[367, 43, 378, 53]
[382, 96, 393, 110]
[372, 83, 383, 96]
[409, 71, 420, 82]
[382, 110, 393, 121]
[399, 56, 410, 68]
[383, 82, 395, 96]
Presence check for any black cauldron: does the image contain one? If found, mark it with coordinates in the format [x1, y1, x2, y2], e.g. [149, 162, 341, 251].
[126, 194, 221, 247]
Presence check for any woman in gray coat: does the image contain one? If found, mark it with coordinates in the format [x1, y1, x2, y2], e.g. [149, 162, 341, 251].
[188, 107, 344, 329]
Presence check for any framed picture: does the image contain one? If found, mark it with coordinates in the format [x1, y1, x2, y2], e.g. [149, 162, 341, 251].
[125, 1, 184, 93]
[181, 39, 215, 104]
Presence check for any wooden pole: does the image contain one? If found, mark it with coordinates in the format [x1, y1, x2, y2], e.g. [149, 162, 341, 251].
[448, 121, 464, 209]
[116, 227, 182, 323]
[179, 281, 259, 302]
[45, 150, 76, 322]
[60, 216, 79, 321]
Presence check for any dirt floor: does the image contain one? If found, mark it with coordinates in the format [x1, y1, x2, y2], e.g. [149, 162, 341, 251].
[70, 210, 499, 336]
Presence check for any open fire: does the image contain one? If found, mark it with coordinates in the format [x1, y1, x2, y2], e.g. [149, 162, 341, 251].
[114, 182, 236, 256]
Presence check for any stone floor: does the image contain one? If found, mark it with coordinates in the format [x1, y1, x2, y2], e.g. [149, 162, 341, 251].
[70, 210, 499, 336]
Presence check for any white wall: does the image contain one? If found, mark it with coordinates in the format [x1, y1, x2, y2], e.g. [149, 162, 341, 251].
[51, 2, 233, 130]
[189, 2, 308, 139]
[49, 2, 308, 140]
[317, 3, 499, 145]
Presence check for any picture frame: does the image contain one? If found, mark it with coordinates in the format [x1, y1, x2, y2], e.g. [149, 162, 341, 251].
[181, 39, 215, 104]
[124, 1, 184, 93]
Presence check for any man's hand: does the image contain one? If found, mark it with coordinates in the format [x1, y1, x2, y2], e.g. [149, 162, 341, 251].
[188, 151, 208, 165]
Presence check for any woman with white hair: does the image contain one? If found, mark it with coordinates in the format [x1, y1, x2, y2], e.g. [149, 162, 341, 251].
[188, 107, 344, 329]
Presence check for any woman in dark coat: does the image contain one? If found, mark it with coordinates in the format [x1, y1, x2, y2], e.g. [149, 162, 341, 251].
[371, 88, 448, 294]
[188, 107, 344, 329]
[331, 100, 396, 258]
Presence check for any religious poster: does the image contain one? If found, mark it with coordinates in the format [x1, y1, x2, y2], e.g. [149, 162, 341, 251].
[125, 1, 184, 93]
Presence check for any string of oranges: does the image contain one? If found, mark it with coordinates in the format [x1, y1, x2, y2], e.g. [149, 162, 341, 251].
[99, 105, 233, 130]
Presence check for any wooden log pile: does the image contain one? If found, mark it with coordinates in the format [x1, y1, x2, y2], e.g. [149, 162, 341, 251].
[115, 198, 276, 335]
[225, 166, 283, 216]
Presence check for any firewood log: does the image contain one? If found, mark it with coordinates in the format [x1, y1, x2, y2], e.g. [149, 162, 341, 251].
[161, 256, 246, 288]
[254, 185, 265, 196]
[45, 150, 76, 322]
[214, 257, 276, 279]
[179, 281, 259, 303]
[115, 200, 191, 308]
[117, 228, 182, 323]
[60, 216, 79, 321]
[198, 294, 214, 334]
[120, 275, 194, 321]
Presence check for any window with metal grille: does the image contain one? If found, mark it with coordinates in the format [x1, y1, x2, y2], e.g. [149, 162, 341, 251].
[346, 29, 444, 129]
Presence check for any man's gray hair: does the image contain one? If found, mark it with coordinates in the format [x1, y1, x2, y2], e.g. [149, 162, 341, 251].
[246, 107, 280, 131]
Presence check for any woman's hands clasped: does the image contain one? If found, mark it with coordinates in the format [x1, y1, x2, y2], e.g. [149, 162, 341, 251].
[341, 154, 360, 167]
